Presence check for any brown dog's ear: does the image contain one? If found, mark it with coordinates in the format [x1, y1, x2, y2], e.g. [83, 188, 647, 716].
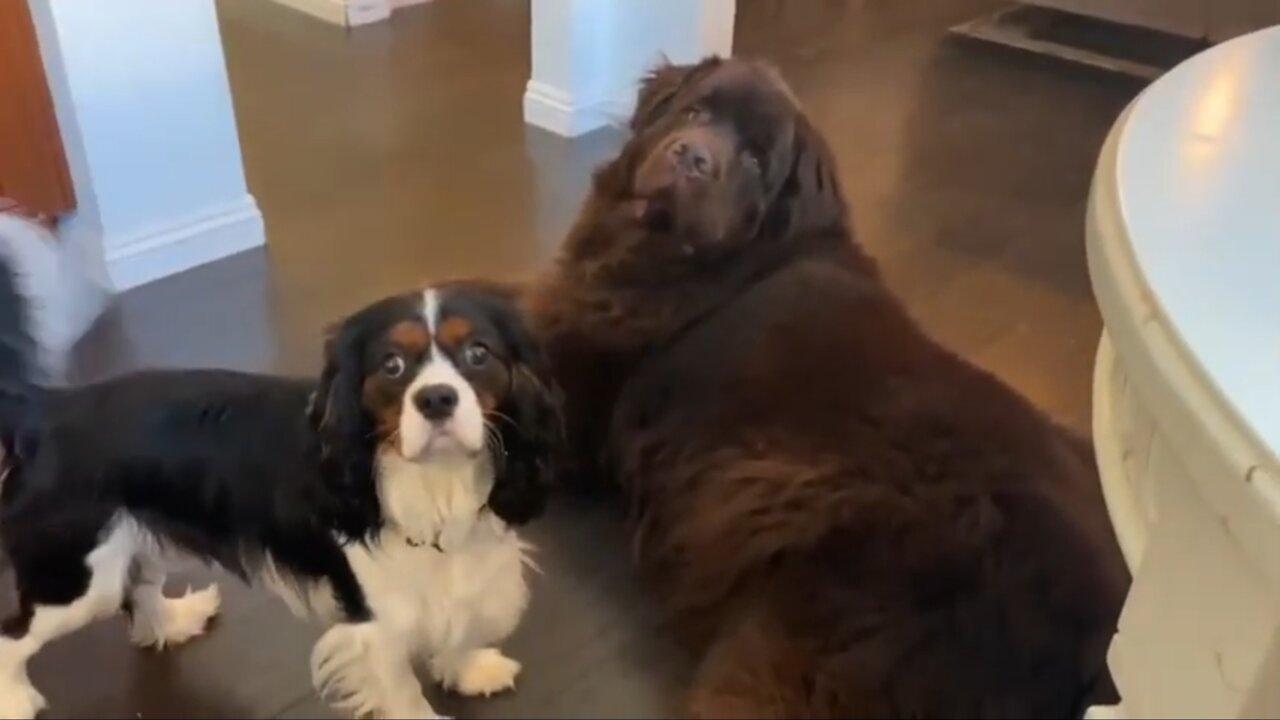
[762, 114, 849, 240]
[630, 56, 722, 132]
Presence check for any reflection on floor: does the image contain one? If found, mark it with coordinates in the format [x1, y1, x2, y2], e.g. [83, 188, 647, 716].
[6, 0, 1143, 717]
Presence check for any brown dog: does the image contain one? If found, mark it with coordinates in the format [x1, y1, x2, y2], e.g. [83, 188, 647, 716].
[530, 57, 1129, 718]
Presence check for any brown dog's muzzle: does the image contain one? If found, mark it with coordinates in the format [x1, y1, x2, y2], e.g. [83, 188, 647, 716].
[636, 126, 729, 197]
[666, 132, 716, 179]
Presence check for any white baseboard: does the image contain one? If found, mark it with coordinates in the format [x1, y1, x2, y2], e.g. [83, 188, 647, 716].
[106, 195, 266, 291]
[270, 0, 430, 26]
[523, 81, 632, 138]
[271, 0, 348, 25]
[270, 0, 392, 26]
[345, 0, 393, 25]
[600, 96, 636, 126]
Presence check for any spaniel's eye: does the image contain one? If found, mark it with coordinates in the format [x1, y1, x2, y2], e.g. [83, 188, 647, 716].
[684, 105, 706, 121]
[463, 342, 491, 369]
[743, 151, 761, 172]
[381, 353, 407, 379]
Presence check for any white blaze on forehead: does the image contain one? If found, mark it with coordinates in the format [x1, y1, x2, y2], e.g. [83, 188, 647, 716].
[423, 287, 441, 334]
[396, 286, 486, 459]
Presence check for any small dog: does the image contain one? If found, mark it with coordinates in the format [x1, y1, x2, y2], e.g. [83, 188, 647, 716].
[0, 275, 561, 719]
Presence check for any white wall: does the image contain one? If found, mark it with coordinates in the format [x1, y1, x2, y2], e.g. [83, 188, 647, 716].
[27, 0, 264, 291]
[524, 0, 736, 137]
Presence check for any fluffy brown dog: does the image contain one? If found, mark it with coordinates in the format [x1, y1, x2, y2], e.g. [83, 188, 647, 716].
[530, 57, 1129, 718]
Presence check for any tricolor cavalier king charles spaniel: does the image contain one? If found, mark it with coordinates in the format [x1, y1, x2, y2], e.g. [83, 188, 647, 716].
[0, 279, 560, 719]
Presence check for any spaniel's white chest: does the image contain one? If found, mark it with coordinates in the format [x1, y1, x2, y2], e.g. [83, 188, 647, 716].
[342, 453, 531, 655]
[344, 517, 530, 654]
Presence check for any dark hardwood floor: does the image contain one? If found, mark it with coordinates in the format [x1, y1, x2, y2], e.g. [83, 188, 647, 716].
[3, 0, 1144, 717]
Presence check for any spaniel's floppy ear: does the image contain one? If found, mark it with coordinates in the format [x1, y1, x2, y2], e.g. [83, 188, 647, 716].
[480, 295, 564, 526]
[629, 56, 722, 133]
[311, 318, 381, 535]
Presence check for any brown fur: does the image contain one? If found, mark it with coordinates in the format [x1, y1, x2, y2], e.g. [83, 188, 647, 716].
[436, 316, 472, 349]
[362, 373, 404, 442]
[387, 319, 431, 353]
[531, 57, 1129, 718]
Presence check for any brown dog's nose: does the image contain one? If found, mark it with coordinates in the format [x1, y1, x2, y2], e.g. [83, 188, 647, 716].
[668, 139, 713, 178]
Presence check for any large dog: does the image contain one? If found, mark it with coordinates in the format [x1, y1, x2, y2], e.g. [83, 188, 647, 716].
[531, 57, 1129, 718]
[0, 277, 560, 719]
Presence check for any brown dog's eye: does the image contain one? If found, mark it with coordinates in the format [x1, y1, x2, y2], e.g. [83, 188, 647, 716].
[381, 352, 407, 379]
[684, 106, 705, 121]
[463, 342, 491, 369]
[743, 151, 761, 172]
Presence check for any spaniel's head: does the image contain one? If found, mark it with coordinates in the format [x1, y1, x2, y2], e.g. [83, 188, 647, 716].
[313, 284, 561, 527]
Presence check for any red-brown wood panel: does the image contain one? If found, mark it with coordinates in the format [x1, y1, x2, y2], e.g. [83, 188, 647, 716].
[0, 0, 75, 217]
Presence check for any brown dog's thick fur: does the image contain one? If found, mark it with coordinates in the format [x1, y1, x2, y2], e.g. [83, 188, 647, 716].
[531, 57, 1129, 718]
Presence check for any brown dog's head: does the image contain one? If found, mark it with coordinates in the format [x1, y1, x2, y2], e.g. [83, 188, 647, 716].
[592, 57, 847, 264]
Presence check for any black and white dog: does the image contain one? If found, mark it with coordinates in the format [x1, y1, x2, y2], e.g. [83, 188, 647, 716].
[0, 275, 561, 719]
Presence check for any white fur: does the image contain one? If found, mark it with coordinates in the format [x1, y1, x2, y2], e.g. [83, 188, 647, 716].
[435, 647, 522, 697]
[128, 585, 222, 650]
[423, 287, 441, 333]
[259, 553, 342, 623]
[306, 449, 532, 718]
[397, 289, 487, 457]
[0, 451, 530, 720]
[0, 214, 109, 382]
[0, 518, 220, 718]
[377, 449, 492, 548]
[311, 621, 437, 718]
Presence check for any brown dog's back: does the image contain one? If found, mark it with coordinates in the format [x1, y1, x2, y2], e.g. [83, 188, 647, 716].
[608, 251, 1128, 718]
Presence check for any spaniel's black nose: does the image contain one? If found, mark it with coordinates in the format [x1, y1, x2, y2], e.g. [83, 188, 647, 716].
[415, 384, 458, 421]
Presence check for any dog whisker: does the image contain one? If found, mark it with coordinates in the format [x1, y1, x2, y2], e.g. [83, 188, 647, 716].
[484, 421, 508, 458]
[485, 409, 518, 428]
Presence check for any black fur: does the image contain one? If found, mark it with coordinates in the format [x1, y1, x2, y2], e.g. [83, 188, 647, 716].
[0, 259, 33, 392]
[1, 369, 375, 628]
[438, 285, 562, 525]
[0, 259, 37, 458]
[310, 295, 410, 539]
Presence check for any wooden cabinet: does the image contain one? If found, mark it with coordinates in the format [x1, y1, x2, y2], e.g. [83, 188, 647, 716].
[0, 0, 75, 218]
